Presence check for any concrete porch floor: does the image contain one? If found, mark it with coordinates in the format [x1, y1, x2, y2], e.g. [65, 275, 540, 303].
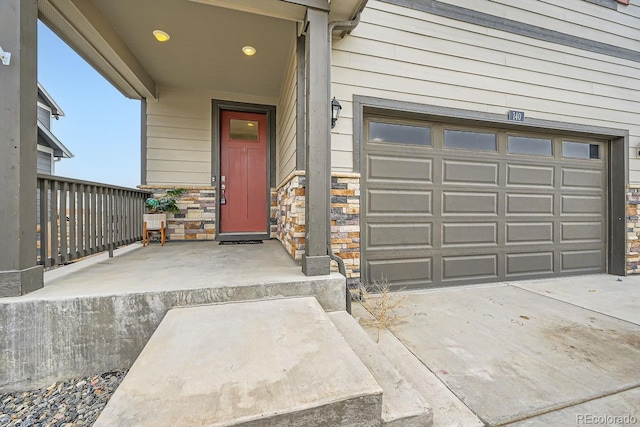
[0, 239, 346, 392]
[32, 239, 343, 305]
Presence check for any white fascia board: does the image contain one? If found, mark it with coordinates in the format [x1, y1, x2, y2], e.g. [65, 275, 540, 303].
[37, 83, 65, 117]
[37, 120, 74, 159]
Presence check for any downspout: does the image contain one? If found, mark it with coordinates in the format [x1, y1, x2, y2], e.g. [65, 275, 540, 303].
[327, 13, 362, 314]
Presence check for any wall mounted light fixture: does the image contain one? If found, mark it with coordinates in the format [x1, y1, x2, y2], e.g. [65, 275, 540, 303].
[331, 97, 342, 129]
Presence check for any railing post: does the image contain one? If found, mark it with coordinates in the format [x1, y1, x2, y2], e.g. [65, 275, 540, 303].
[39, 179, 49, 268]
[77, 185, 85, 259]
[69, 182, 77, 261]
[50, 180, 59, 267]
[59, 181, 68, 264]
[97, 186, 104, 252]
[90, 185, 97, 254]
[108, 187, 114, 258]
[83, 184, 90, 255]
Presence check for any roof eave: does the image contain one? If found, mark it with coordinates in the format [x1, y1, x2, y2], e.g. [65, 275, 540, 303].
[37, 121, 74, 159]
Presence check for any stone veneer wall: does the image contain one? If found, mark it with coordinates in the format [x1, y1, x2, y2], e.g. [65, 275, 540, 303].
[627, 186, 640, 274]
[270, 190, 278, 239]
[277, 173, 306, 259]
[140, 186, 216, 241]
[275, 171, 361, 287]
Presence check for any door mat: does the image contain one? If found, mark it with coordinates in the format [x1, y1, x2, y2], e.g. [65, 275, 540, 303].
[218, 240, 263, 245]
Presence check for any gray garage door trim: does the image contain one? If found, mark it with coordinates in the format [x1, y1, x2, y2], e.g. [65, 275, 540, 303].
[362, 116, 610, 289]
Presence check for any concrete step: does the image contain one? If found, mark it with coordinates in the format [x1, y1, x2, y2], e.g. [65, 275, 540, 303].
[1, 272, 345, 393]
[329, 311, 434, 427]
[94, 297, 384, 427]
[352, 304, 484, 427]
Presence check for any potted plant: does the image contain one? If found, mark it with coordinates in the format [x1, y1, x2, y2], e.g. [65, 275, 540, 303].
[143, 188, 186, 246]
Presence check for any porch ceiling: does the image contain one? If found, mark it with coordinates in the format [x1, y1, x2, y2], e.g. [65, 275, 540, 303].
[39, 0, 367, 101]
[40, 0, 298, 101]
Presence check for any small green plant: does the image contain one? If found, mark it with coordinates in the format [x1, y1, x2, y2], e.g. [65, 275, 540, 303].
[145, 188, 186, 214]
[358, 277, 407, 343]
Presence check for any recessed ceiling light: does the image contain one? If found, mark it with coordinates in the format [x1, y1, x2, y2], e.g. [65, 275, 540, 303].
[247, 122, 255, 127]
[242, 46, 256, 56]
[153, 30, 170, 42]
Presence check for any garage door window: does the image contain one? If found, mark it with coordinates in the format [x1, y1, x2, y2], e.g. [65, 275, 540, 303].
[508, 136, 552, 156]
[562, 141, 600, 159]
[445, 130, 496, 151]
[369, 121, 431, 146]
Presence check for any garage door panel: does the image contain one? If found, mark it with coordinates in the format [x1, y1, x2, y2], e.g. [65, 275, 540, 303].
[362, 117, 606, 288]
[442, 192, 498, 215]
[506, 222, 554, 244]
[367, 154, 432, 182]
[562, 168, 602, 190]
[442, 222, 497, 246]
[442, 254, 498, 280]
[506, 252, 554, 276]
[507, 164, 554, 188]
[561, 195, 602, 215]
[367, 258, 432, 286]
[367, 189, 432, 215]
[367, 223, 432, 250]
[506, 193, 554, 215]
[443, 160, 499, 186]
[561, 249, 604, 272]
[561, 222, 603, 242]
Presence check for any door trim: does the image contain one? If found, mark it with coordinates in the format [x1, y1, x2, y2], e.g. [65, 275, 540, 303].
[211, 100, 276, 242]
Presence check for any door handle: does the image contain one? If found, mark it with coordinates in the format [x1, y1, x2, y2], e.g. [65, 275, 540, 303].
[220, 183, 227, 205]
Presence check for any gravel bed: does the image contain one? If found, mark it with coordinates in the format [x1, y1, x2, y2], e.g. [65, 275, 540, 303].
[0, 370, 127, 427]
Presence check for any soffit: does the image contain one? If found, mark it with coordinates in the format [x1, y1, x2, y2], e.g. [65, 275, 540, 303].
[90, 0, 296, 99]
[39, 0, 365, 100]
[329, 0, 368, 21]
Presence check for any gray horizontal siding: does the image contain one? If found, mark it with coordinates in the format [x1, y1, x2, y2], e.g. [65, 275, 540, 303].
[145, 86, 277, 186]
[37, 150, 52, 175]
[330, 0, 640, 180]
[37, 106, 51, 129]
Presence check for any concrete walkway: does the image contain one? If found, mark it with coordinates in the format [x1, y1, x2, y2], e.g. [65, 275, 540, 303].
[362, 275, 640, 426]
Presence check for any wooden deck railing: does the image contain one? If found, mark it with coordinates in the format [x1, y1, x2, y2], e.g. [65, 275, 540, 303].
[37, 174, 151, 268]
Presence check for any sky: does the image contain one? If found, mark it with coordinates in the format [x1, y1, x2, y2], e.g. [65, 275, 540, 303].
[37, 21, 141, 188]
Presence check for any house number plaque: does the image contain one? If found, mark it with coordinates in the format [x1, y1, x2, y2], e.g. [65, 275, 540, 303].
[508, 110, 525, 121]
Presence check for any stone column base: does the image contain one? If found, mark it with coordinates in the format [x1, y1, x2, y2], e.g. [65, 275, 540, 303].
[0, 265, 44, 297]
[302, 255, 331, 276]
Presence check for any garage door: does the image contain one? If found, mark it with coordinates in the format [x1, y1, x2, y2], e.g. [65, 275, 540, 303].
[361, 117, 607, 289]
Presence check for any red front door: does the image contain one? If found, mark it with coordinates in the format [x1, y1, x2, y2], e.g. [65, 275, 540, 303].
[219, 110, 267, 234]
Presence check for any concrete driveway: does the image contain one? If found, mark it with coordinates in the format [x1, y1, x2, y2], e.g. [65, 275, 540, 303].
[374, 274, 640, 426]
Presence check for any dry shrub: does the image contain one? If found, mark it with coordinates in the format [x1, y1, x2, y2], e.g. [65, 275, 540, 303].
[358, 277, 407, 343]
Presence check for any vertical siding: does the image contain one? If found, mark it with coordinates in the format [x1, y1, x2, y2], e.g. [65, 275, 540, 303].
[276, 40, 298, 184]
[330, 0, 640, 180]
[145, 85, 276, 186]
